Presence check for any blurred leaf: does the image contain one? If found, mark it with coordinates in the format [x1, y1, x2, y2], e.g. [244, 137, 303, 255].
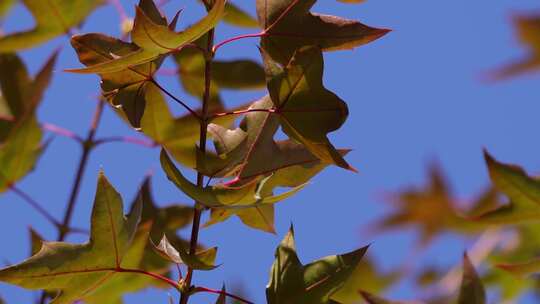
[490, 14, 540, 79]
[256, 0, 389, 64]
[0, 117, 43, 193]
[266, 226, 369, 304]
[153, 235, 218, 270]
[0, 0, 15, 19]
[223, 3, 259, 28]
[458, 254, 485, 304]
[331, 257, 400, 303]
[476, 151, 540, 224]
[173, 33, 265, 110]
[265, 46, 353, 171]
[0, 52, 57, 140]
[0, 172, 142, 303]
[359, 292, 412, 304]
[372, 162, 488, 245]
[0, 0, 104, 52]
[161, 149, 307, 209]
[68, 0, 225, 74]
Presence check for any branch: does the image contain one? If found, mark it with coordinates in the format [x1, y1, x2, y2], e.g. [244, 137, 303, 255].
[57, 99, 105, 241]
[179, 15, 216, 304]
[42, 123, 83, 143]
[192, 286, 254, 304]
[8, 185, 61, 229]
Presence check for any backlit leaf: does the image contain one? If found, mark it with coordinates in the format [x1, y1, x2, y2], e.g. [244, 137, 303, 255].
[256, 0, 389, 64]
[68, 0, 225, 74]
[0, 172, 142, 303]
[266, 226, 369, 304]
[153, 235, 218, 270]
[458, 254, 486, 304]
[160, 149, 307, 209]
[476, 151, 540, 224]
[0, 0, 104, 52]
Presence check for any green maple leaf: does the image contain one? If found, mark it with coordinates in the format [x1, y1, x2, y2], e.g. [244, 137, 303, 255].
[197, 0, 258, 28]
[69, 0, 171, 128]
[68, 0, 226, 75]
[160, 149, 307, 209]
[265, 46, 354, 171]
[173, 33, 265, 111]
[0, 172, 142, 303]
[0, 0, 104, 52]
[204, 98, 349, 232]
[153, 235, 218, 271]
[139, 79, 248, 172]
[475, 151, 540, 224]
[0, 52, 57, 192]
[0, 0, 15, 19]
[129, 177, 196, 275]
[266, 226, 369, 304]
[256, 0, 389, 64]
[491, 14, 540, 79]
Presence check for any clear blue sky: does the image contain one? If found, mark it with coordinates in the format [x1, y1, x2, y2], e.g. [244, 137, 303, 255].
[1, 0, 540, 303]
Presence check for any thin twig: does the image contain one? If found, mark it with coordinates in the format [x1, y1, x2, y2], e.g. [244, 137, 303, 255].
[57, 99, 105, 241]
[193, 286, 254, 304]
[42, 123, 83, 143]
[212, 32, 266, 53]
[94, 136, 157, 148]
[150, 79, 201, 120]
[9, 185, 61, 229]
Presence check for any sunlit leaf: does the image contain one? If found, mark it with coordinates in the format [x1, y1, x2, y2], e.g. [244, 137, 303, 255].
[266, 226, 369, 304]
[0, 0, 105, 52]
[0, 172, 142, 303]
[68, 0, 225, 74]
[153, 235, 218, 270]
[161, 149, 307, 208]
[476, 151, 540, 224]
[256, 0, 389, 64]
[173, 33, 265, 110]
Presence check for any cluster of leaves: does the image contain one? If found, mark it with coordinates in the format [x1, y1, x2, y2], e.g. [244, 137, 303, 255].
[4, 0, 538, 303]
[0, 0, 400, 303]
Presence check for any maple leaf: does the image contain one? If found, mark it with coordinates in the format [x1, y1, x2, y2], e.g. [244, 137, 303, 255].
[0, 172, 142, 303]
[161, 149, 307, 209]
[173, 33, 266, 111]
[266, 226, 369, 304]
[475, 151, 540, 224]
[360, 254, 485, 304]
[264, 46, 355, 171]
[491, 14, 540, 79]
[68, 0, 226, 75]
[0, 0, 104, 52]
[373, 162, 494, 245]
[256, 0, 389, 64]
[0, 52, 57, 192]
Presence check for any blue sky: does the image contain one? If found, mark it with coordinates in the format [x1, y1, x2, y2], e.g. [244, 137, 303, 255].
[1, 0, 540, 303]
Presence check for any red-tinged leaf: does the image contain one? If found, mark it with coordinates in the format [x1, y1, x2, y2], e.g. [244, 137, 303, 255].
[266, 46, 353, 170]
[68, 0, 225, 74]
[0, 172, 142, 303]
[256, 0, 389, 64]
